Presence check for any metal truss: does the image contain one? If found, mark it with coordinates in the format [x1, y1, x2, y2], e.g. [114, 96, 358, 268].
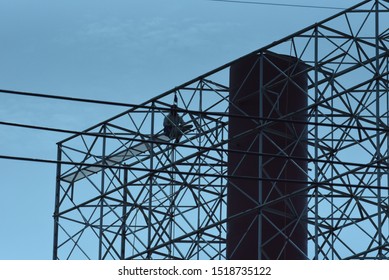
[53, 0, 389, 259]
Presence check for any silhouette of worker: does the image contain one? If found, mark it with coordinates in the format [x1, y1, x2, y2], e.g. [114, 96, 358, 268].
[163, 104, 192, 143]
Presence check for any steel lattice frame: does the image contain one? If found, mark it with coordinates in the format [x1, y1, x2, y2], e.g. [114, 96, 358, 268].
[53, 0, 389, 260]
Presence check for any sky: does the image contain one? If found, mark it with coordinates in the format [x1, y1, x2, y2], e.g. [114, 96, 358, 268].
[0, 0, 362, 259]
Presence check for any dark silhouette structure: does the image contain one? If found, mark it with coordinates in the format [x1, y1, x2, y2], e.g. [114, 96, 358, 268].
[53, 1, 389, 260]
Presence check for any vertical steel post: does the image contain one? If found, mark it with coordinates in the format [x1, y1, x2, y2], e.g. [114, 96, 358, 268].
[99, 124, 107, 259]
[375, 0, 383, 258]
[314, 26, 320, 260]
[148, 102, 156, 259]
[197, 82, 204, 260]
[257, 53, 264, 260]
[386, 48, 389, 248]
[121, 166, 128, 259]
[52, 144, 62, 260]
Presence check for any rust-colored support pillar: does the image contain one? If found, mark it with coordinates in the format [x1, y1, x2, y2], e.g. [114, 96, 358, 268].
[227, 53, 308, 260]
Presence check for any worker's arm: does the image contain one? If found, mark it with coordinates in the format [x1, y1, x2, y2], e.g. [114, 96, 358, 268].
[163, 115, 171, 127]
[178, 115, 184, 126]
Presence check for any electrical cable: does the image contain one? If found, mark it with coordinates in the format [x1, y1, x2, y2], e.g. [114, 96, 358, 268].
[208, 0, 346, 10]
[1, 116, 388, 148]
[0, 122, 388, 176]
[1, 106, 388, 136]
[0, 120, 139, 141]
[2, 102, 389, 156]
[0, 88, 136, 107]
[1, 153, 388, 190]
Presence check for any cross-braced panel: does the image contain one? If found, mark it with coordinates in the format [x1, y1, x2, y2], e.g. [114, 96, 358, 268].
[54, 0, 389, 259]
[54, 78, 230, 259]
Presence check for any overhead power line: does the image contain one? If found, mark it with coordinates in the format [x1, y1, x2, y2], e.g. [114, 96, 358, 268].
[1, 153, 388, 189]
[2, 109, 389, 139]
[0, 120, 138, 141]
[208, 0, 345, 10]
[0, 88, 135, 107]
[0, 154, 275, 181]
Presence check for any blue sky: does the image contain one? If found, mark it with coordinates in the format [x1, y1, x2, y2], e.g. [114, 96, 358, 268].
[0, 0, 361, 259]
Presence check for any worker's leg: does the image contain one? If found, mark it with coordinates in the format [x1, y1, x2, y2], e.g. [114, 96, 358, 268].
[164, 126, 172, 138]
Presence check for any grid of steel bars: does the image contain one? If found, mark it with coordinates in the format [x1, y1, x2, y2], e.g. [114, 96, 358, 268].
[53, 0, 389, 259]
